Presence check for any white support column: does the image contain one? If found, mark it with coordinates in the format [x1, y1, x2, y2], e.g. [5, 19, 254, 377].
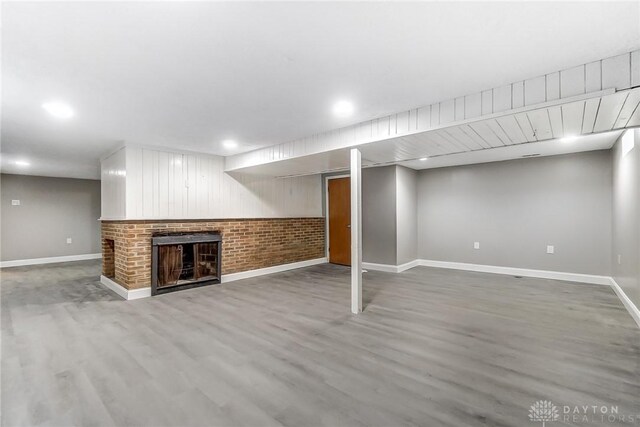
[350, 148, 362, 314]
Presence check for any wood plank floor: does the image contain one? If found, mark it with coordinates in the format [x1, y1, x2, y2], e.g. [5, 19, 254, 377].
[1, 260, 639, 427]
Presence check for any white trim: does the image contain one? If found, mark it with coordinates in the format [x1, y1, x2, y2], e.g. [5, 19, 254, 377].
[350, 149, 362, 314]
[0, 253, 102, 268]
[324, 173, 350, 260]
[221, 257, 328, 283]
[362, 259, 420, 274]
[100, 275, 151, 300]
[418, 259, 611, 285]
[100, 258, 328, 300]
[609, 278, 640, 328]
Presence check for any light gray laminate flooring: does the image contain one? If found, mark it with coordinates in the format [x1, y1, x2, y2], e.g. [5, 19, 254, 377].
[1, 260, 639, 426]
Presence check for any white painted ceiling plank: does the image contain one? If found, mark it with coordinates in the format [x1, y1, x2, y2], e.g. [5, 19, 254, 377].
[527, 109, 553, 141]
[468, 122, 504, 148]
[446, 126, 488, 150]
[593, 92, 629, 132]
[495, 115, 527, 144]
[625, 103, 640, 128]
[581, 98, 601, 134]
[561, 100, 586, 137]
[514, 113, 537, 142]
[485, 119, 513, 145]
[547, 106, 564, 139]
[614, 90, 640, 128]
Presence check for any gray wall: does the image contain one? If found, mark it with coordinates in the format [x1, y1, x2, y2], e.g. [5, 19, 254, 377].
[396, 166, 417, 265]
[362, 166, 397, 265]
[1, 174, 101, 261]
[612, 130, 640, 309]
[417, 151, 613, 276]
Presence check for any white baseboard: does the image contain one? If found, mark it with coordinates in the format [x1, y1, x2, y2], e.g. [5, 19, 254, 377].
[100, 257, 328, 300]
[100, 275, 151, 300]
[363, 259, 421, 274]
[609, 278, 640, 328]
[0, 253, 102, 268]
[221, 257, 328, 283]
[418, 259, 611, 285]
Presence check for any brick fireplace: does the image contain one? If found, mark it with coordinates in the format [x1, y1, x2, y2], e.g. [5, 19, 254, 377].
[101, 218, 325, 291]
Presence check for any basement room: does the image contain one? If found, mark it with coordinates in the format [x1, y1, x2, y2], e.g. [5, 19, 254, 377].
[1, 1, 639, 426]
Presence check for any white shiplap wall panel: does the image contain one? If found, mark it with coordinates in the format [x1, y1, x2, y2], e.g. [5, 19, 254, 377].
[430, 103, 440, 127]
[524, 76, 546, 106]
[493, 85, 512, 113]
[514, 113, 537, 142]
[546, 72, 560, 101]
[440, 99, 455, 124]
[481, 90, 493, 115]
[107, 146, 322, 219]
[417, 106, 431, 131]
[560, 65, 585, 98]
[602, 53, 631, 90]
[496, 116, 527, 144]
[465, 93, 482, 119]
[454, 97, 465, 121]
[512, 81, 524, 109]
[585, 61, 602, 93]
[100, 148, 126, 219]
[632, 50, 640, 87]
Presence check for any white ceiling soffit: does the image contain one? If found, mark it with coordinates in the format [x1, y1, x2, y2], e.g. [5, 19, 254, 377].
[227, 85, 640, 178]
[225, 50, 640, 176]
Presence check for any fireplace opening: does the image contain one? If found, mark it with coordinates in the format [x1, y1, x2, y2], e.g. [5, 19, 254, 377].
[152, 233, 222, 295]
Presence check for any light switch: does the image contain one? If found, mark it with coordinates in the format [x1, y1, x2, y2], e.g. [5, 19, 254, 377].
[474, 242, 480, 250]
[66, 238, 73, 244]
[11, 200, 20, 206]
[618, 254, 622, 265]
[546, 245, 555, 254]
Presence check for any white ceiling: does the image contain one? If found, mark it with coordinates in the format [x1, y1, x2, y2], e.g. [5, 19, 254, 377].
[2, 1, 639, 179]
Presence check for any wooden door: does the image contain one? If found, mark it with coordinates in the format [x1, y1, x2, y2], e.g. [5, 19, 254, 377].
[328, 177, 351, 266]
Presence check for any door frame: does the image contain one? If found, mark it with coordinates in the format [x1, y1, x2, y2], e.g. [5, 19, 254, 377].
[324, 174, 350, 260]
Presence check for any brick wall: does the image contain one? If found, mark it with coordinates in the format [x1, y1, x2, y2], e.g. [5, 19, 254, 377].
[101, 218, 325, 289]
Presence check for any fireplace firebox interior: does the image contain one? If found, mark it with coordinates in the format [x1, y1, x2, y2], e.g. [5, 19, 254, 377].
[151, 233, 222, 295]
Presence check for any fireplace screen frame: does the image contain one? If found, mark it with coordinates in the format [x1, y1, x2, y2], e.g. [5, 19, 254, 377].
[151, 233, 222, 296]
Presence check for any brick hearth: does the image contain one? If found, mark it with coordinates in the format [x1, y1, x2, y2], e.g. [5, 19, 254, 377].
[101, 218, 325, 290]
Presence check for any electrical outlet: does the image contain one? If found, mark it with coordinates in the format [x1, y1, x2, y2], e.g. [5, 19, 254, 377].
[473, 242, 480, 250]
[546, 245, 555, 254]
[66, 237, 72, 244]
[11, 200, 20, 206]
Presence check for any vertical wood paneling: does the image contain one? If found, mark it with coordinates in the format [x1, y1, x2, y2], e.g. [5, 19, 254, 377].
[546, 72, 560, 101]
[560, 65, 585, 98]
[100, 148, 126, 219]
[493, 85, 512, 113]
[454, 97, 465, 121]
[417, 106, 431, 130]
[632, 50, 640, 87]
[614, 90, 640, 128]
[481, 90, 493, 115]
[464, 93, 482, 119]
[512, 82, 524, 108]
[585, 61, 602, 93]
[430, 104, 440, 127]
[440, 100, 455, 124]
[602, 53, 631, 90]
[524, 76, 546, 106]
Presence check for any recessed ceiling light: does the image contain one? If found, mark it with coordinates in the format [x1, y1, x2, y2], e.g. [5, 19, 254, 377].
[419, 157, 428, 161]
[42, 101, 74, 119]
[222, 139, 238, 149]
[332, 100, 354, 118]
[14, 160, 30, 167]
[561, 135, 578, 143]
